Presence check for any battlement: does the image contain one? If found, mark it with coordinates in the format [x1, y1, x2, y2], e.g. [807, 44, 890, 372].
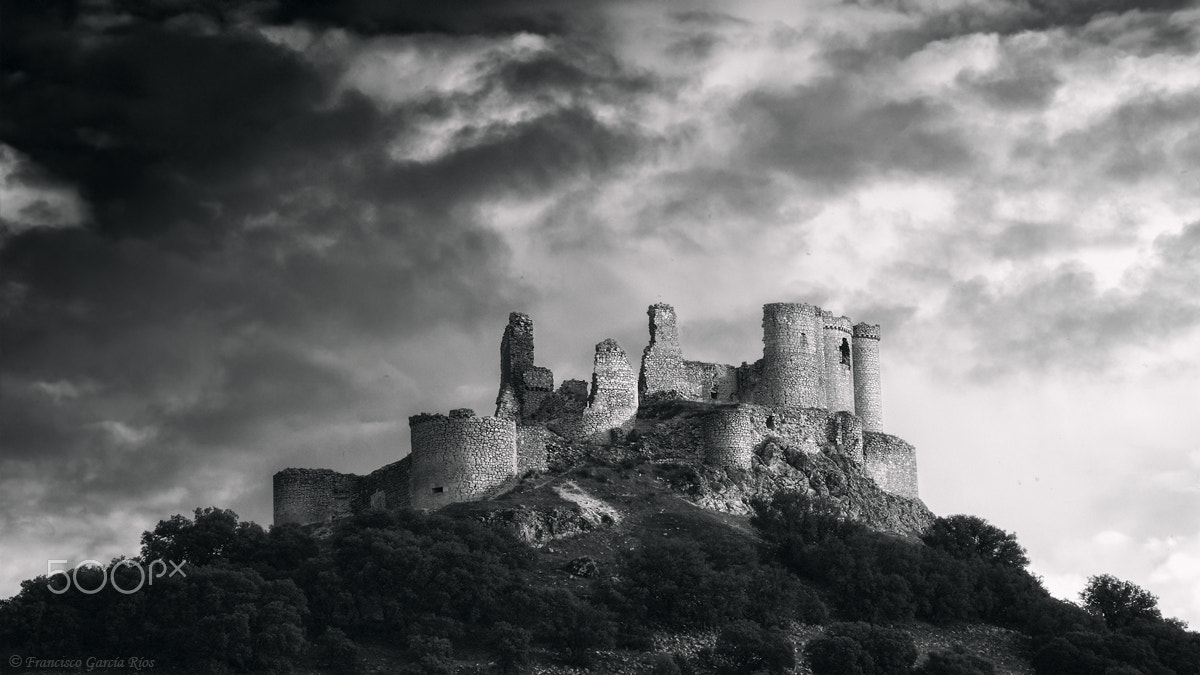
[853, 322, 881, 340]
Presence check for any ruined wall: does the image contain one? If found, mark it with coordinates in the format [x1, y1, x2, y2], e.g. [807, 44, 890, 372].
[516, 425, 552, 474]
[702, 406, 755, 470]
[853, 323, 883, 431]
[580, 339, 639, 442]
[761, 303, 823, 408]
[409, 409, 518, 510]
[273, 468, 357, 526]
[863, 432, 918, 499]
[521, 366, 554, 417]
[823, 314, 855, 413]
[640, 303, 691, 397]
[356, 456, 411, 511]
[683, 360, 739, 401]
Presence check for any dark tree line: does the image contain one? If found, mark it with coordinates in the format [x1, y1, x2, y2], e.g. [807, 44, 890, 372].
[2, 497, 1198, 673]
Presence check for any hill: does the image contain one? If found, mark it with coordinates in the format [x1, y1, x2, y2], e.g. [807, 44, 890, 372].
[3, 396, 1199, 674]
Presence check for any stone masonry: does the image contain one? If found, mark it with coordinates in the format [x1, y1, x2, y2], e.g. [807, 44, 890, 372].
[863, 432, 918, 499]
[579, 339, 639, 442]
[409, 410, 518, 510]
[853, 323, 883, 432]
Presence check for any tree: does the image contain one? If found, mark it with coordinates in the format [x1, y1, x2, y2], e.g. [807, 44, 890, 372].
[921, 515, 1029, 569]
[714, 620, 795, 674]
[1080, 574, 1162, 629]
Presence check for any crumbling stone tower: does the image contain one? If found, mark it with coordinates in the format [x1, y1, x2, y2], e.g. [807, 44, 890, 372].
[822, 313, 855, 413]
[496, 312, 554, 420]
[852, 323, 883, 431]
[640, 303, 688, 396]
[580, 339, 639, 440]
[761, 303, 824, 408]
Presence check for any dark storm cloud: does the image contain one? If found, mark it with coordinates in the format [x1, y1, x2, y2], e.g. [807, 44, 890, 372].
[732, 79, 973, 188]
[270, 0, 585, 37]
[0, 0, 652, 537]
[869, 0, 1197, 38]
[942, 221, 1200, 378]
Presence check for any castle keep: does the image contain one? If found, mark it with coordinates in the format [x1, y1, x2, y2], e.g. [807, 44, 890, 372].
[273, 302, 919, 525]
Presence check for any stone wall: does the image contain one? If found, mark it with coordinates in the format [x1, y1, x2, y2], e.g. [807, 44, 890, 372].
[516, 425, 552, 474]
[823, 314, 855, 413]
[409, 410, 518, 510]
[356, 456, 411, 511]
[761, 303, 824, 408]
[863, 431, 918, 499]
[683, 360, 740, 401]
[640, 303, 691, 397]
[273, 468, 357, 525]
[580, 339, 639, 442]
[702, 406, 755, 470]
[852, 323, 883, 431]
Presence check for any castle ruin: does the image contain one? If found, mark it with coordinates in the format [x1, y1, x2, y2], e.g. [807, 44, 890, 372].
[273, 302, 919, 525]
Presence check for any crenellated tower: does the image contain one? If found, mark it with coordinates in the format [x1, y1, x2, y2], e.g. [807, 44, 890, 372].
[823, 313, 855, 413]
[852, 322, 883, 431]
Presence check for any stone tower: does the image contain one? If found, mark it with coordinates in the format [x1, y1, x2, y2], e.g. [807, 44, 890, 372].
[496, 313, 534, 418]
[702, 406, 754, 470]
[640, 303, 687, 396]
[823, 313, 855, 413]
[852, 323, 882, 431]
[761, 303, 823, 408]
[409, 409, 517, 510]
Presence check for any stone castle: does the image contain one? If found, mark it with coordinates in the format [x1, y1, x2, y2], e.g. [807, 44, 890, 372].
[273, 302, 919, 526]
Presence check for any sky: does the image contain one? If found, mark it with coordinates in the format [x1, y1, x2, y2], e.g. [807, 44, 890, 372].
[2, 0, 1199, 626]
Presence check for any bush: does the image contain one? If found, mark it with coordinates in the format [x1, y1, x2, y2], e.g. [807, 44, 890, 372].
[539, 590, 616, 667]
[714, 620, 795, 675]
[921, 515, 1028, 569]
[823, 623, 918, 675]
[489, 621, 531, 674]
[914, 646, 996, 675]
[316, 628, 363, 674]
[650, 652, 682, 675]
[805, 635, 874, 675]
[1080, 574, 1163, 630]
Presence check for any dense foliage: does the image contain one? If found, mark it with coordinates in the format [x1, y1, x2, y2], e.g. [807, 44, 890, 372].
[3, 492, 1198, 673]
[752, 493, 1200, 675]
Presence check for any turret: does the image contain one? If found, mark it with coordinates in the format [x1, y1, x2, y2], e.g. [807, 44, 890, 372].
[409, 410, 517, 509]
[823, 314, 855, 412]
[852, 323, 882, 431]
[761, 303, 823, 408]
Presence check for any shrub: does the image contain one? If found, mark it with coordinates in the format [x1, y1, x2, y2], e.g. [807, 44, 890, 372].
[1080, 574, 1163, 630]
[714, 620, 795, 675]
[315, 628, 363, 674]
[921, 515, 1028, 569]
[489, 621, 531, 674]
[805, 635, 874, 675]
[914, 646, 996, 675]
[823, 623, 918, 675]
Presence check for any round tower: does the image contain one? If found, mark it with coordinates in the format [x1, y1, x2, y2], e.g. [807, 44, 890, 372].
[823, 315, 855, 412]
[761, 303, 822, 408]
[703, 406, 755, 470]
[852, 323, 882, 431]
[409, 410, 517, 510]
